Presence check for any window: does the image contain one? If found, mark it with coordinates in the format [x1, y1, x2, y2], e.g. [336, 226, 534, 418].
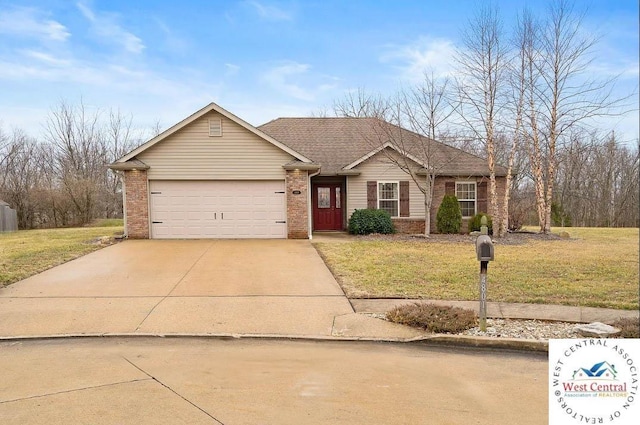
[378, 182, 398, 217]
[317, 187, 330, 208]
[456, 182, 476, 217]
[208, 118, 222, 136]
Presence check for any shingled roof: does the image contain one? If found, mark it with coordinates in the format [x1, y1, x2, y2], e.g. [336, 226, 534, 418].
[258, 117, 507, 177]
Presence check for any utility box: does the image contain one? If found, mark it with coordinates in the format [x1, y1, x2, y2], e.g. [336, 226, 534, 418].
[476, 235, 494, 261]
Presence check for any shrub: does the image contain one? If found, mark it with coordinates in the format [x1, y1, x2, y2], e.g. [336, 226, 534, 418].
[386, 303, 477, 334]
[469, 213, 493, 235]
[436, 195, 462, 234]
[612, 317, 639, 338]
[347, 209, 395, 235]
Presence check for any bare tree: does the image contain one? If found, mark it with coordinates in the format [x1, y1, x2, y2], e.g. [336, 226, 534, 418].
[498, 8, 537, 235]
[44, 100, 106, 225]
[103, 109, 136, 218]
[2, 101, 145, 229]
[520, 0, 628, 233]
[555, 130, 639, 227]
[0, 130, 49, 228]
[334, 76, 463, 236]
[43, 100, 140, 226]
[456, 2, 510, 235]
[332, 87, 389, 118]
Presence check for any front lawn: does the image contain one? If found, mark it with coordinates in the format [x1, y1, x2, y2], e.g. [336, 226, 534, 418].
[314, 228, 639, 310]
[0, 225, 123, 287]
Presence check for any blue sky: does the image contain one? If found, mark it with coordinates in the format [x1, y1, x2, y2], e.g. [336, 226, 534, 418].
[0, 0, 638, 143]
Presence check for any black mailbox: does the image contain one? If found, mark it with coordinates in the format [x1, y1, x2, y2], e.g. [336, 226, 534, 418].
[476, 235, 494, 261]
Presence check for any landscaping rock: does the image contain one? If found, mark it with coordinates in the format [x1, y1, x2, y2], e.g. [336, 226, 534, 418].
[574, 322, 620, 338]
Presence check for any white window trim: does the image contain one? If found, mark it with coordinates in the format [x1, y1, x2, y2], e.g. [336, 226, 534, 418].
[378, 181, 399, 217]
[208, 117, 222, 137]
[455, 181, 477, 218]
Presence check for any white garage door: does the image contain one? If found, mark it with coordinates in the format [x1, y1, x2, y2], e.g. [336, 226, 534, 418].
[149, 181, 287, 239]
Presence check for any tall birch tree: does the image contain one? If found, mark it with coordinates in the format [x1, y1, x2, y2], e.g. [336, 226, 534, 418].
[456, 3, 509, 236]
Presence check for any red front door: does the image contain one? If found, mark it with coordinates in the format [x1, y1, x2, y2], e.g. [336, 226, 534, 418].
[313, 184, 343, 231]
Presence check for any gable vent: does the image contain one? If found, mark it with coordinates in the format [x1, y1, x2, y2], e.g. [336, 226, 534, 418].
[209, 118, 222, 137]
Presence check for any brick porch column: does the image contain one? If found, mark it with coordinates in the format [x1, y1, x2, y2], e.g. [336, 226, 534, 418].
[124, 169, 149, 239]
[285, 169, 309, 239]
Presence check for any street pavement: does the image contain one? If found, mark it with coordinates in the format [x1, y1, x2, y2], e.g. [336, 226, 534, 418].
[0, 337, 548, 425]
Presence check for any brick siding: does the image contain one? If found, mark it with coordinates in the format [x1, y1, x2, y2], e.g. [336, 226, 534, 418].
[392, 218, 425, 234]
[124, 170, 149, 239]
[286, 169, 309, 239]
[430, 176, 506, 234]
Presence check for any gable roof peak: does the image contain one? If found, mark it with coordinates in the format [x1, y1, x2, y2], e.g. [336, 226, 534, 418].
[115, 102, 311, 164]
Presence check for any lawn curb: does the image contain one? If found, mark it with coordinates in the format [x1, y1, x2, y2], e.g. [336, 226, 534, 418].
[0, 332, 549, 352]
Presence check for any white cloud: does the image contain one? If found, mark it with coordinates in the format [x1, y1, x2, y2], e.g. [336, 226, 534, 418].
[262, 62, 314, 100]
[76, 2, 145, 54]
[245, 1, 293, 21]
[381, 37, 457, 83]
[0, 7, 70, 41]
[261, 61, 339, 102]
[21, 50, 71, 67]
[0, 53, 209, 99]
[587, 62, 640, 80]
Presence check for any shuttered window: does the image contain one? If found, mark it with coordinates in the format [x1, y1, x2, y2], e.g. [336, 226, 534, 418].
[378, 182, 399, 217]
[367, 180, 410, 217]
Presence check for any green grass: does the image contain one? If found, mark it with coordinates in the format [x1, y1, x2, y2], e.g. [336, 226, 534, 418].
[90, 218, 124, 227]
[314, 228, 639, 310]
[0, 225, 123, 287]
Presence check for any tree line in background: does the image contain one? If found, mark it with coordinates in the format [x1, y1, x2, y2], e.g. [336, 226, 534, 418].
[0, 101, 158, 229]
[325, 0, 638, 234]
[1, 0, 638, 232]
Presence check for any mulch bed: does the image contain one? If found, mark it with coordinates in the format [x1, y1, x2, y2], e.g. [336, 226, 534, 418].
[356, 231, 566, 246]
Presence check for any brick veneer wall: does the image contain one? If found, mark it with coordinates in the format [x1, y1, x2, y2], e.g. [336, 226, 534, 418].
[286, 169, 309, 239]
[124, 169, 149, 238]
[392, 218, 425, 234]
[430, 176, 507, 234]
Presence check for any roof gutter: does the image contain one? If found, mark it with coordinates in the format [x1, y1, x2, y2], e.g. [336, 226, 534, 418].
[283, 163, 321, 171]
[108, 159, 150, 171]
[307, 168, 321, 240]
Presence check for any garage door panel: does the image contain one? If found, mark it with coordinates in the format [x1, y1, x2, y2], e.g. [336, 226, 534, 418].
[149, 181, 287, 239]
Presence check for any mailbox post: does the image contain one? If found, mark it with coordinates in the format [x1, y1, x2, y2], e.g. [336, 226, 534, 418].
[475, 216, 494, 332]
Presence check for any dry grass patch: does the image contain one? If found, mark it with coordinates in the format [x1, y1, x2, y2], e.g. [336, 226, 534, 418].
[612, 318, 640, 338]
[0, 226, 123, 287]
[387, 303, 477, 333]
[314, 227, 639, 310]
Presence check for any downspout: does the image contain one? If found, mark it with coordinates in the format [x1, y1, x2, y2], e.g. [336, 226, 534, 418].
[116, 170, 128, 238]
[308, 169, 321, 240]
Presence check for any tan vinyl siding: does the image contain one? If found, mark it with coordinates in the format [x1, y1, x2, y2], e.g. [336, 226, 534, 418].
[138, 111, 294, 180]
[346, 151, 426, 219]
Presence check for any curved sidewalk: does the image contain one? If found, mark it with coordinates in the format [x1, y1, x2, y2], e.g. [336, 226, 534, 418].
[350, 299, 640, 323]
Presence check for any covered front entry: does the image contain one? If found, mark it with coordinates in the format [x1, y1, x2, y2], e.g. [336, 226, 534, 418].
[312, 181, 344, 231]
[148, 180, 286, 239]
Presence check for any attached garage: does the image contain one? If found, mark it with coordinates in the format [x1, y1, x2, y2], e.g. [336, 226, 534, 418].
[148, 180, 286, 239]
[111, 103, 316, 240]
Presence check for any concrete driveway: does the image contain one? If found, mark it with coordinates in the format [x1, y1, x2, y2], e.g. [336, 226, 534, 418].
[0, 240, 414, 338]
